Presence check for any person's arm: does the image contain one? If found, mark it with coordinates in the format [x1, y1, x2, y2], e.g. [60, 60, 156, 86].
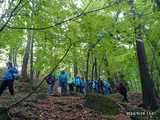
[10, 68, 18, 74]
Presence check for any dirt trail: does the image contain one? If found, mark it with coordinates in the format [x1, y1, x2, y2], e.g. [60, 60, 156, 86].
[8, 94, 133, 120]
[36, 96, 109, 120]
[5, 92, 143, 120]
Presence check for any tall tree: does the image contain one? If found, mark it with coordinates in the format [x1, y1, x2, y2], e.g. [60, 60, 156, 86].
[21, 33, 31, 81]
[136, 39, 158, 110]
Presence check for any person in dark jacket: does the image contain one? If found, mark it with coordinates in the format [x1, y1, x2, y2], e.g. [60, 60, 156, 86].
[116, 81, 128, 102]
[0, 62, 18, 96]
[46, 73, 55, 96]
[80, 78, 85, 94]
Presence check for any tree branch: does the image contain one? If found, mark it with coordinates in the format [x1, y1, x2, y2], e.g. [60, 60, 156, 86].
[7, 1, 117, 31]
[0, 0, 14, 19]
[8, 40, 72, 109]
[0, 0, 23, 32]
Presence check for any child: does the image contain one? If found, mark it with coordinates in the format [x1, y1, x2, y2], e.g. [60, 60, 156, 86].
[46, 73, 55, 96]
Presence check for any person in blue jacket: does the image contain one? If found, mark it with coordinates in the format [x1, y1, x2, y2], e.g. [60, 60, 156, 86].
[75, 76, 81, 93]
[0, 61, 18, 96]
[80, 77, 85, 94]
[59, 70, 68, 95]
[92, 80, 98, 93]
[103, 80, 111, 96]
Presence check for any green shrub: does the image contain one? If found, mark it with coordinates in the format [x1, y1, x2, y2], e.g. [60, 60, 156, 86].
[85, 94, 119, 116]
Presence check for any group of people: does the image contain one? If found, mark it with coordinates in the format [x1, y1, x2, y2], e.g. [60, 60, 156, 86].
[46, 70, 128, 102]
[46, 70, 86, 96]
[88, 80, 111, 96]
[0, 62, 128, 103]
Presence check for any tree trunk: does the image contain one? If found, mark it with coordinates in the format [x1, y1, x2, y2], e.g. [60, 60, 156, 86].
[147, 39, 160, 93]
[35, 70, 40, 80]
[94, 57, 98, 80]
[85, 50, 90, 93]
[9, 48, 17, 67]
[98, 64, 101, 81]
[98, 64, 103, 93]
[29, 34, 34, 92]
[72, 47, 78, 77]
[73, 61, 78, 77]
[21, 34, 31, 81]
[91, 55, 95, 81]
[29, 0, 35, 92]
[136, 40, 158, 110]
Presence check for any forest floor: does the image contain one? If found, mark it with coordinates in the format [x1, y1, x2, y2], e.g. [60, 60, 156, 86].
[7, 95, 131, 120]
[0, 82, 159, 120]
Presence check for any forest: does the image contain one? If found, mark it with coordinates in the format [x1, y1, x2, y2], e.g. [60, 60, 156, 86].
[0, 0, 160, 120]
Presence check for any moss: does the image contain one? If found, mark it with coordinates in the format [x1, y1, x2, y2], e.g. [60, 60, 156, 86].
[85, 94, 119, 116]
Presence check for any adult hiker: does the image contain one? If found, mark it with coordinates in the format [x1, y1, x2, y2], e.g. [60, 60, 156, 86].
[59, 70, 68, 95]
[98, 80, 103, 93]
[46, 73, 56, 96]
[68, 76, 74, 95]
[0, 61, 18, 96]
[74, 75, 81, 93]
[88, 80, 93, 93]
[116, 80, 128, 102]
[102, 80, 111, 96]
[80, 77, 86, 94]
[92, 80, 98, 93]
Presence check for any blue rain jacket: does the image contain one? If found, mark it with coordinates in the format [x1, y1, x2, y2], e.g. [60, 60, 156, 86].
[3, 67, 18, 80]
[103, 80, 110, 96]
[59, 71, 68, 84]
[75, 76, 81, 86]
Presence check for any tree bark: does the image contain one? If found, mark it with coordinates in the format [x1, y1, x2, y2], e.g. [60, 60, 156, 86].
[98, 64, 103, 93]
[136, 40, 158, 110]
[29, 34, 34, 92]
[72, 47, 78, 77]
[21, 34, 31, 81]
[94, 57, 98, 80]
[9, 47, 17, 67]
[85, 50, 90, 93]
[91, 55, 95, 81]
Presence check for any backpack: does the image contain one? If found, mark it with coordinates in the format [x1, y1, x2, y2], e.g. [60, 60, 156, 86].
[75, 77, 81, 86]
[59, 73, 67, 83]
[46, 74, 55, 84]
